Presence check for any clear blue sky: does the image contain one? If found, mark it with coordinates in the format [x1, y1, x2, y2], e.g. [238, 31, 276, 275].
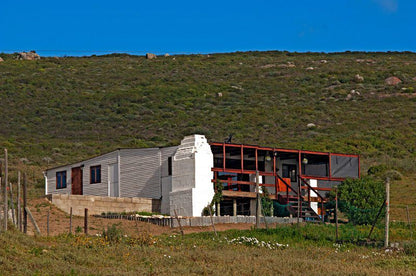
[1, 0, 415, 56]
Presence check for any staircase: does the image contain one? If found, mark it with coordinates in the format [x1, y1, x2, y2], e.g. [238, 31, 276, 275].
[276, 176, 325, 223]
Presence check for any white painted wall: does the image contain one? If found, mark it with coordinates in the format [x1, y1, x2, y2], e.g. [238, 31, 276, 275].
[170, 134, 214, 217]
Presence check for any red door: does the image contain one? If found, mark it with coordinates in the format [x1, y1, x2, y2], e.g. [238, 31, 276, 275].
[71, 167, 83, 195]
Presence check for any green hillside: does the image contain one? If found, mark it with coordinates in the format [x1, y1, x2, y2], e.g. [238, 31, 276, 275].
[1, 51, 416, 178]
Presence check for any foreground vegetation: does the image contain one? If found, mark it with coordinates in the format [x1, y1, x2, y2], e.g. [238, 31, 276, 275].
[1, 223, 415, 275]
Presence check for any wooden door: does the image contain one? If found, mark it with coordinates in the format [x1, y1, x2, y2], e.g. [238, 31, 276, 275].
[71, 167, 83, 195]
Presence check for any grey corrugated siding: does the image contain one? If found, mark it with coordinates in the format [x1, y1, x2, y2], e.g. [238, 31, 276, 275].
[119, 148, 161, 199]
[46, 150, 118, 196]
[82, 151, 118, 196]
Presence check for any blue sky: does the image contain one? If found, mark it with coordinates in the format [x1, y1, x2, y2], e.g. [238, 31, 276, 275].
[1, 0, 415, 56]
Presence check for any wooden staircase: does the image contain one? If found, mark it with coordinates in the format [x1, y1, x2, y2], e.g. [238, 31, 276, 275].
[276, 176, 325, 223]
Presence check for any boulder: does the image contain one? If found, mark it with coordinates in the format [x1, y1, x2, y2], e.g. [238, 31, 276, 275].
[307, 123, 316, 129]
[164, 53, 170, 57]
[412, 77, 416, 81]
[385, 76, 402, 85]
[217, 92, 223, 97]
[305, 67, 314, 70]
[354, 74, 364, 82]
[146, 53, 157, 59]
[17, 51, 40, 60]
[0, 57, 3, 62]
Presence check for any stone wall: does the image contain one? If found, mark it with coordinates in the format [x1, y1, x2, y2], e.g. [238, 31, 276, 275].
[47, 194, 161, 216]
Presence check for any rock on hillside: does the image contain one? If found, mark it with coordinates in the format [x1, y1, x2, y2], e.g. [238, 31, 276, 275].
[385, 76, 402, 85]
[17, 51, 40, 60]
[146, 53, 157, 59]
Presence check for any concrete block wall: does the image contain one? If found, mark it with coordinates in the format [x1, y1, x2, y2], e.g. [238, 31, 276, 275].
[48, 194, 161, 216]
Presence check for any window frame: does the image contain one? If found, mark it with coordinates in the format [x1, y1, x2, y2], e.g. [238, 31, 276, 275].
[90, 165, 101, 184]
[56, 171, 67, 189]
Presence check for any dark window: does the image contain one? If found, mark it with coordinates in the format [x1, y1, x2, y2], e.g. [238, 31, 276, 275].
[90, 165, 101, 184]
[168, 157, 172, 176]
[56, 171, 67, 189]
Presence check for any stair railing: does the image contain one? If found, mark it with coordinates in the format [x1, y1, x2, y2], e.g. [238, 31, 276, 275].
[299, 176, 326, 222]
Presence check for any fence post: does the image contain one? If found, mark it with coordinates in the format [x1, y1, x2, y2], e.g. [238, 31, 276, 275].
[385, 177, 390, 248]
[69, 207, 73, 234]
[23, 173, 27, 234]
[47, 209, 50, 236]
[4, 149, 8, 232]
[256, 170, 261, 229]
[84, 208, 88, 235]
[17, 172, 22, 231]
[406, 205, 413, 238]
[9, 182, 15, 225]
[335, 188, 338, 242]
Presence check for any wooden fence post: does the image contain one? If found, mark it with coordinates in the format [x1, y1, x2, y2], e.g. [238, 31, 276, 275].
[84, 208, 88, 235]
[385, 177, 390, 248]
[256, 170, 260, 229]
[9, 182, 15, 225]
[406, 205, 413, 238]
[23, 173, 27, 234]
[17, 171, 22, 232]
[25, 207, 41, 235]
[47, 209, 50, 236]
[4, 149, 8, 232]
[335, 188, 339, 242]
[69, 207, 73, 234]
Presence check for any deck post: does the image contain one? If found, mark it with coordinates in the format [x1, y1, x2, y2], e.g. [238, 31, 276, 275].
[233, 199, 237, 216]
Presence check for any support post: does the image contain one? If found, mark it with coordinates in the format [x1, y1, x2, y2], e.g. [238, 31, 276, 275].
[297, 177, 301, 224]
[385, 177, 390, 248]
[256, 171, 261, 229]
[233, 199, 237, 217]
[216, 202, 221, 217]
[23, 173, 27, 234]
[4, 149, 8, 232]
[84, 208, 88, 235]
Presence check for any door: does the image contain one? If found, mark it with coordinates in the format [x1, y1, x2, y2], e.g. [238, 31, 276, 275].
[108, 163, 119, 197]
[71, 167, 83, 195]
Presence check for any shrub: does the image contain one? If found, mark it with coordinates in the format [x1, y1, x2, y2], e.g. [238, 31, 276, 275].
[403, 241, 416, 256]
[338, 177, 386, 225]
[102, 224, 123, 243]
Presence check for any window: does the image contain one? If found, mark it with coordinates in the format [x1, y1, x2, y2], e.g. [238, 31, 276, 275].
[168, 157, 172, 176]
[90, 165, 101, 184]
[56, 171, 67, 189]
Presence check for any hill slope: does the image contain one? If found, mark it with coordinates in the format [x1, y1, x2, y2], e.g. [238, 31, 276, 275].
[1, 51, 416, 178]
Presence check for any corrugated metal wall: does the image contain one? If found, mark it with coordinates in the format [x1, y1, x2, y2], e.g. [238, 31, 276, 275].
[119, 148, 162, 199]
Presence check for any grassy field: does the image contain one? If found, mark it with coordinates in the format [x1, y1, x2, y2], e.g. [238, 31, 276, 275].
[1, 223, 415, 275]
[1, 51, 416, 274]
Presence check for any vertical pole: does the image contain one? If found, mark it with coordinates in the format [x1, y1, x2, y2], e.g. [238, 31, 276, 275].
[233, 199, 237, 216]
[17, 172, 21, 231]
[9, 182, 15, 225]
[69, 207, 73, 234]
[256, 171, 261, 229]
[84, 208, 88, 235]
[385, 177, 390, 248]
[4, 149, 8, 231]
[23, 173, 27, 234]
[335, 188, 339, 242]
[216, 202, 221, 216]
[47, 209, 50, 236]
[406, 205, 413, 238]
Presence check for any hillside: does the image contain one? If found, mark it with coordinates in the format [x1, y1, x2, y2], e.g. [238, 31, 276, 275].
[1, 51, 416, 184]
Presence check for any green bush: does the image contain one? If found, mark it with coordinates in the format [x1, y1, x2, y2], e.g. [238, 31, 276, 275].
[403, 241, 416, 256]
[338, 177, 386, 225]
[102, 224, 123, 243]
